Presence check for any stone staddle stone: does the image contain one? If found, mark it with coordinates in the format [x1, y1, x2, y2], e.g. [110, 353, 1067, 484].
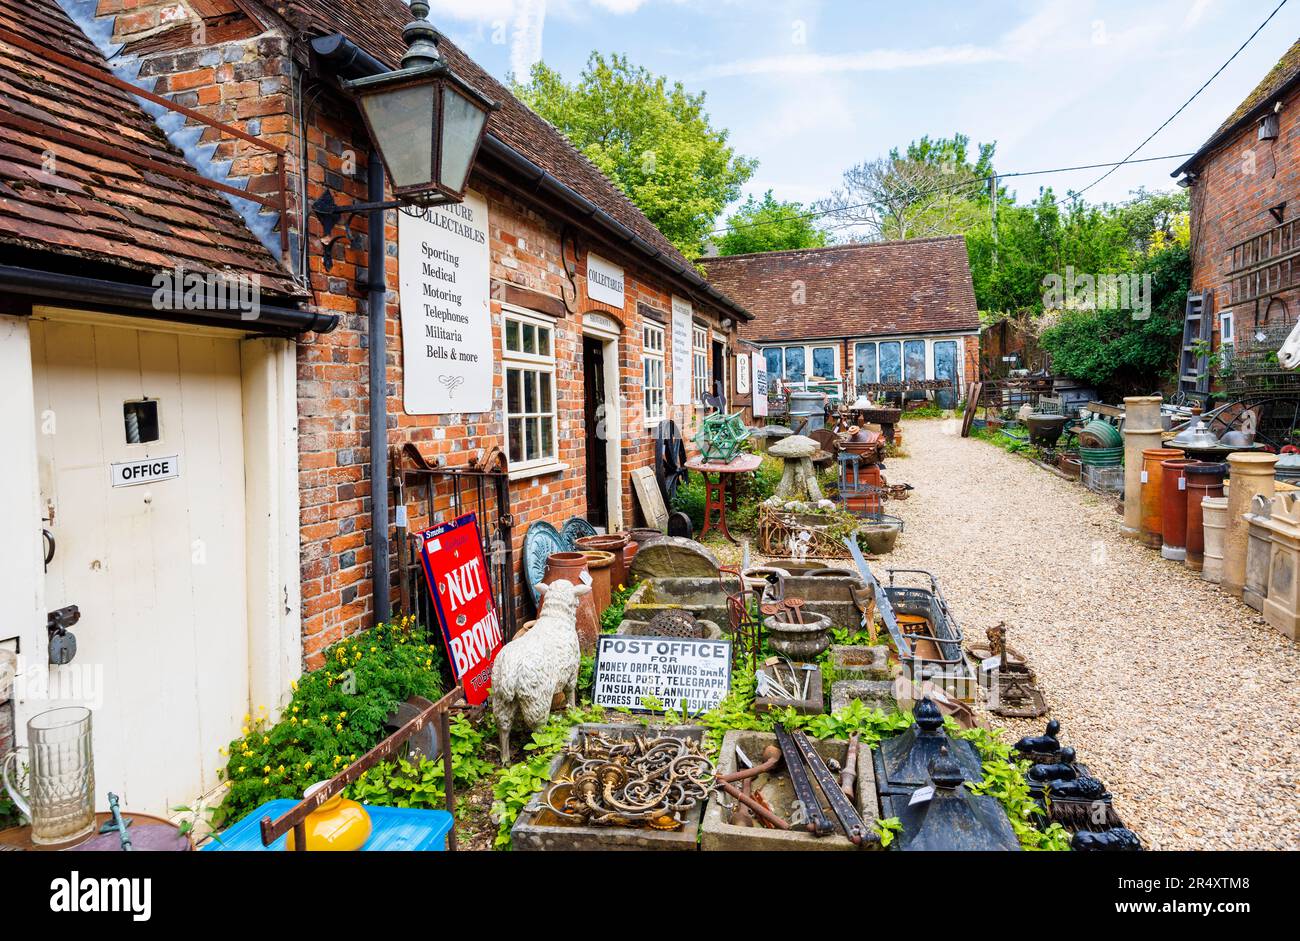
[1222, 452, 1278, 598]
[1122, 396, 1163, 537]
[769, 434, 823, 501]
[629, 536, 721, 580]
[767, 434, 819, 458]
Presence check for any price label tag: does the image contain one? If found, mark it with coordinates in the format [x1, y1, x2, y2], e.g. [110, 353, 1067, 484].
[1178, 478, 1186, 491]
[580, 570, 593, 586]
[1140, 470, 1148, 484]
[909, 786, 936, 806]
[396, 505, 408, 527]
[980, 655, 1001, 672]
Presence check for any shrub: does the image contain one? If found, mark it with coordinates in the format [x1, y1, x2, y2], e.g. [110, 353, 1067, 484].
[212, 616, 444, 828]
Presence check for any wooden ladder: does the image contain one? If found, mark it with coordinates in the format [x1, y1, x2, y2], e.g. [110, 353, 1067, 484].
[1178, 290, 1214, 399]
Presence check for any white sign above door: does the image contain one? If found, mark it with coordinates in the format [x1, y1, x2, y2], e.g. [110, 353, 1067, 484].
[586, 253, 625, 309]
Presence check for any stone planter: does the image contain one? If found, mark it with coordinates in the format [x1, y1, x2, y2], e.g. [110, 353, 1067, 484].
[1243, 493, 1274, 613]
[1259, 492, 1300, 641]
[753, 662, 824, 715]
[829, 645, 891, 681]
[830, 680, 897, 713]
[510, 724, 707, 851]
[859, 520, 902, 555]
[700, 730, 881, 851]
[764, 612, 832, 659]
[1201, 496, 1228, 585]
[1222, 452, 1279, 598]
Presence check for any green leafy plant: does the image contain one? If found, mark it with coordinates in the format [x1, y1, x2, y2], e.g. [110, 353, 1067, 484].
[873, 816, 903, 848]
[601, 582, 636, 634]
[211, 615, 445, 828]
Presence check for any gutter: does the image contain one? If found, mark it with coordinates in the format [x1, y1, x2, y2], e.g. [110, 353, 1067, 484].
[0, 264, 336, 334]
[309, 33, 754, 325]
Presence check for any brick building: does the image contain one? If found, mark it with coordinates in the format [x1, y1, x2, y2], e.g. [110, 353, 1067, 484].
[0, 0, 750, 816]
[702, 237, 980, 409]
[1173, 37, 1300, 381]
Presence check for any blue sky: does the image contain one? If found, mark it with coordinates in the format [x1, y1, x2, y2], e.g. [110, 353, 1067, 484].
[430, 0, 1300, 218]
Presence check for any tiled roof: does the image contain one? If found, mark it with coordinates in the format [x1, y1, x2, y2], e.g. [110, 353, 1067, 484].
[274, 0, 707, 279]
[699, 237, 980, 343]
[1178, 36, 1300, 174]
[0, 0, 301, 296]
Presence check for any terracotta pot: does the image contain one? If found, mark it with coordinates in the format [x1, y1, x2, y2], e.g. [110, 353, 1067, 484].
[1139, 447, 1183, 549]
[575, 534, 629, 590]
[628, 528, 663, 544]
[1159, 458, 1195, 560]
[1183, 462, 1227, 572]
[578, 550, 616, 615]
[1201, 496, 1228, 585]
[620, 538, 639, 587]
[543, 551, 599, 655]
[1222, 452, 1279, 598]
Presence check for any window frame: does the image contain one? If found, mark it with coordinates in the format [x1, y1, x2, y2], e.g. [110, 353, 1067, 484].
[692, 323, 711, 406]
[502, 307, 561, 476]
[643, 321, 666, 427]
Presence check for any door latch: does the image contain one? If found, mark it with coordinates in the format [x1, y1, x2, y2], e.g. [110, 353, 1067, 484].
[47, 604, 80, 665]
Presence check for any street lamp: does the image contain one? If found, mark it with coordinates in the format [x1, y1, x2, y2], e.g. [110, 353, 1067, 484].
[346, 1, 497, 205]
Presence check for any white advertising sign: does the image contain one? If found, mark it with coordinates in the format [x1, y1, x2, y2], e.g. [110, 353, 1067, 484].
[586, 253, 625, 309]
[398, 191, 492, 414]
[752, 352, 768, 417]
[593, 635, 732, 713]
[735, 353, 750, 395]
[670, 295, 693, 406]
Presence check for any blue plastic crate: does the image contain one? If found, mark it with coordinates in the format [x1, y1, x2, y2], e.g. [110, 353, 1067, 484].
[203, 799, 453, 851]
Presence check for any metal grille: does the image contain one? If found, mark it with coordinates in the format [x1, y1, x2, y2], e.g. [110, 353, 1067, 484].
[1223, 315, 1300, 448]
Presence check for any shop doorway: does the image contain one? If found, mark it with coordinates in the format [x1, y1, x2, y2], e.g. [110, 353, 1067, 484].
[582, 335, 608, 527]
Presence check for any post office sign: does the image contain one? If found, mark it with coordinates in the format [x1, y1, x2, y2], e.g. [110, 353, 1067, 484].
[110, 455, 181, 487]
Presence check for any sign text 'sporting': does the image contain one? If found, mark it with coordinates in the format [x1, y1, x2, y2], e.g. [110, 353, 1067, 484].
[398, 191, 492, 415]
[593, 636, 731, 713]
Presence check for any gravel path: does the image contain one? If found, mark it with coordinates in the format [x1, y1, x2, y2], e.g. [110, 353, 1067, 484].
[878, 417, 1300, 851]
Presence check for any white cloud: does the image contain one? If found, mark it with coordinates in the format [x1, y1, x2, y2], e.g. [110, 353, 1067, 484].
[694, 43, 1008, 79]
[1184, 0, 1215, 29]
[511, 0, 547, 77]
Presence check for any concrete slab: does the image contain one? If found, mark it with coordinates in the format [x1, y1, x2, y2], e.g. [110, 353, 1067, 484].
[831, 679, 897, 714]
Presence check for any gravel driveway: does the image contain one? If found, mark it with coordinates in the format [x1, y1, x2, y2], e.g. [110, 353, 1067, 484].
[879, 417, 1300, 850]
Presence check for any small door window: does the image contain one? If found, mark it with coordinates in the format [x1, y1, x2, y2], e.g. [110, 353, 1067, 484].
[123, 399, 160, 444]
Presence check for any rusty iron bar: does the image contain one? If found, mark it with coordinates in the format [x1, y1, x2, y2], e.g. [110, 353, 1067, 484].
[259, 686, 465, 850]
[715, 779, 790, 830]
[717, 744, 782, 783]
[840, 733, 859, 800]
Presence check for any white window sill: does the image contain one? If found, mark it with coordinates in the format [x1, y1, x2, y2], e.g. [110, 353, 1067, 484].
[509, 461, 568, 482]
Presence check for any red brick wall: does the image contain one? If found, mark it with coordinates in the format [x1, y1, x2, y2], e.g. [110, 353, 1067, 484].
[1188, 84, 1300, 351]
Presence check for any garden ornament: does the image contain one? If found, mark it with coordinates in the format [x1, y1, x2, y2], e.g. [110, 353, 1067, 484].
[769, 434, 824, 502]
[1013, 719, 1061, 757]
[491, 579, 588, 763]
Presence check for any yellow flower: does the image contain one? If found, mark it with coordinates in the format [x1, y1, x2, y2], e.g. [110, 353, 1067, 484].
[304, 761, 313, 772]
[277, 765, 285, 774]
[333, 755, 342, 766]
[335, 723, 343, 732]
[263, 765, 271, 773]
[263, 736, 270, 745]
[292, 705, 299, 713]
[289, 716, 298, 725]
[237, 765, 246, 773]
[258, 704, 266, 712]
[219, 747, 227, 756]
[302, 718, 310, 726]
[263, 777, 269, 785]
[338, 711, 347, 720]
[243, 713, 251, 722]
[241, 726, 249, 736]
[290, 680, 298, 691]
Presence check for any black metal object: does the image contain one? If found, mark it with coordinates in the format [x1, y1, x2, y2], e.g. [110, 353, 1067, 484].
[789, 729, 869, 845]
[393, 444, 518, 644]
[773, 724, 833, 836]
[46, 604, 80, 665]
[880, 746, 1021, 852]
[874, 698, 983, 795]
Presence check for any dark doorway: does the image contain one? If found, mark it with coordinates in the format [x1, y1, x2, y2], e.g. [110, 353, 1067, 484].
[582, 335, 608, 528]
[711, 338, 726, 407]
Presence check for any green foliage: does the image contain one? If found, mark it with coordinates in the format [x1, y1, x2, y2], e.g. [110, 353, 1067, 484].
[901, 402, 945, 420]
[512, 53, 756, 257]
[1036, 243, 1188, 398]
[601, 581, 636, 633]
[800, 698, 914, 743]
[716, 190, 829, 256]
[345, 714, 494, 812]
[490, 704, 606, 848]
[578, 654, 595, 696]
[873, 815, 903, 848]
[829, 625, 875, 646]
[949, 721, 1072, 851]
[0, 785, 23, 831]
[212, 616, 444, 828]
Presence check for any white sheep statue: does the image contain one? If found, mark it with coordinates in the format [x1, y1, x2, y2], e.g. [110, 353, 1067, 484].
[491, 578, 588, 763]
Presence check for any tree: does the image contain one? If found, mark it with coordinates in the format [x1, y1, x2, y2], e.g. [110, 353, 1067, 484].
[714, 190, 829, 256]
[512, 53, 756, 257]
[814, 133, 996, 241]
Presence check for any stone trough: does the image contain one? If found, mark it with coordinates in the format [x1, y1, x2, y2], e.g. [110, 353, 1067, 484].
[701, 730, 882, 851]
[625, 573, 869, 634]
[511, 724, 708, 851]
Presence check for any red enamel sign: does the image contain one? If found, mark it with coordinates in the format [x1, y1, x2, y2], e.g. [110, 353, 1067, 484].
[417, 513, 503, 705]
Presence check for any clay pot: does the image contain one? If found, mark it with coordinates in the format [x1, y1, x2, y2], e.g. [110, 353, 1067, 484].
[1201, 496, 1228, 584]
[285, 781, 371, 852]
[1184, 462, 1227, 572]
[576, 533, 629, 590]
[543, 551, 599, 655]
[1222, 452, 1279, 598]
[1159, 458, 1195, 561]
[578, 550, 616, 615]
[620, 538, 639, 586]
[1139, 447, 1183, 549]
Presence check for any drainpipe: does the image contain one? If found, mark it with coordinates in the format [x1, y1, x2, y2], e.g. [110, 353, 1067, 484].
[367, 151, 392, 625]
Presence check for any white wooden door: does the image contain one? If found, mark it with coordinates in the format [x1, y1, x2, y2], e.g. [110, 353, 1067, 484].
[30, 318, 249, 816]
